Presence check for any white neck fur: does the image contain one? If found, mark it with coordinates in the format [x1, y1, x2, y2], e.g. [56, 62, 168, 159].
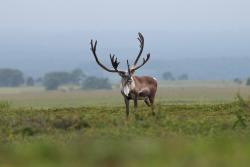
[121, 76, 135, 96]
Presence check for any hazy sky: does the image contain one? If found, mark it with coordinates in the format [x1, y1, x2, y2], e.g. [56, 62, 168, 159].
[0, 0, 249, 78]
[1, 0, 249, 31]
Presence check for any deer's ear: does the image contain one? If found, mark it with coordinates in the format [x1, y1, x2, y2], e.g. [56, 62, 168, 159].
[130, 69, 135, 75]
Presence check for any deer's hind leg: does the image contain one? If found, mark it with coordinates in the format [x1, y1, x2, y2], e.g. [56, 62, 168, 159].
[144, 97, 151, 107]
[133, 95, 138, 113]
[149, 96, 156, 116]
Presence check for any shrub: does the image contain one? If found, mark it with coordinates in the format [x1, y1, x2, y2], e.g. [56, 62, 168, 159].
[232, 94, 250, 129]
[71, 68, 85, 85]
[0, 68, 24, 87]
[178, 74, 189, 80]
[14, 126, 37, 137]
[162, 72, 175, 80]
[43, 70, 86, 90]
[82, 76, 112, 90]
[0, 101, 11, 110]
[26, 76, 35, 86]
[43, 72, 72, 90]
[52, 116, 90, 130]
[246, 78, 250, 86]
[234, 78, 242, 84]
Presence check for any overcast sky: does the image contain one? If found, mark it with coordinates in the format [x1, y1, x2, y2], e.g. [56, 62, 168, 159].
[1, 0, 249, 31]
[0, 0, 249, 77]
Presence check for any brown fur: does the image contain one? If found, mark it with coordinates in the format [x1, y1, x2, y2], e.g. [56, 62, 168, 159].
[122, 75, 157, 117]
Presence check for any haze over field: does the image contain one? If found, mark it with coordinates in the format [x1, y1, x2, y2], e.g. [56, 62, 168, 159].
[0, 0, 249, 79]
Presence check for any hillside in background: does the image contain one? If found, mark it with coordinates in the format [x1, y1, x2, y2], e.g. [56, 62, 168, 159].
[0, 30, 249, 80]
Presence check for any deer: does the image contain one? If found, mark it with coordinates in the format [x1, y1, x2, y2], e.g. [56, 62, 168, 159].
[90, 32, 157, 118]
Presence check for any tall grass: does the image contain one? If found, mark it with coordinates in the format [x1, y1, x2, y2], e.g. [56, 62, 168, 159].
[232, 94, 250, 129]
[0, 101, 11, 111]
[0, 96, 250, 166]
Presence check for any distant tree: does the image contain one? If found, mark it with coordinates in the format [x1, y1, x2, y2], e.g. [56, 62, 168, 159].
[35, 77, 43, 85]
[162, 72, 175, 80]
[234, 78, 242, 85]
[246, 78, 250, 86]
[71, 68, 85, 85]
[26, 76, 35, 86]
[43, 72, 72, 90]
[178, 74, 189, 80]
[82, 76, 112, 90]
[0, 68, 24, 87]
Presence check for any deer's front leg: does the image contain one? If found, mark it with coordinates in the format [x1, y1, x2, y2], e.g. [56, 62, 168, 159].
[124, 97, 130, 118]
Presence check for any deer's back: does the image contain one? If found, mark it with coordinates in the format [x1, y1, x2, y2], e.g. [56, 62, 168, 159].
[132, 76, 157, 91]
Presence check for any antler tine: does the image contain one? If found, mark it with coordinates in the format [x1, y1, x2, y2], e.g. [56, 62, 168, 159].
[137, 33, 144, 46]
[109, 54, 114, 62]
[127, 59, 131, 75]
[133, 32, 144, 66]
[130, 32, 151, 72]
[131, 53, 150, 71]
[90, 40, 94, 51]
[90, 39, 122, 73]
[109, 54, 121, 71]
[94, 40, 97, 51]
[90, 40, 97, 52]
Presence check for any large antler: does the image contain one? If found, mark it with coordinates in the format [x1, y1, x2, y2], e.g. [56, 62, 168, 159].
[133, 32, 144, 66]
[109, 54, 121, 72]
[131, 53, 150, 71]
[90, 40, 124, 73]
[131, 32, 150, 72]
[127, 60, 131, 75]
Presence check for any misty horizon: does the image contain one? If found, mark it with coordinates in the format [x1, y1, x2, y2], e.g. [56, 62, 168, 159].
[0, 30, 249, 80]
[0, 0, 249, 80]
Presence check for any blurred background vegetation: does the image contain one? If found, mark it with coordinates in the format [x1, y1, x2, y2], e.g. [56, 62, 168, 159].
[0, 68, 250, 91]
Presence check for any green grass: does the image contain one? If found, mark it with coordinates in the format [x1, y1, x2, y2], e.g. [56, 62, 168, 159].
[0, 83, 250, 166]
[0, 100, 250, 167]
[0, 82, 249, 108]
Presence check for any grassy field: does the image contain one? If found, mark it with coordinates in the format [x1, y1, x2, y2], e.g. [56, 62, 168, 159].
[0, 81, 249, 108]
[0, 81, 250, 167]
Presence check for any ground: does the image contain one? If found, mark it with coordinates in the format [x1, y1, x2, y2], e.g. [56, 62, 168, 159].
[0, 81, 250, 167]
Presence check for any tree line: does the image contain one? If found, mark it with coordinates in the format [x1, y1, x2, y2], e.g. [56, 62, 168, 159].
[0, 68, 112, 90]
[0, 68, 250, 90]
[162, 72, 189, 81]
